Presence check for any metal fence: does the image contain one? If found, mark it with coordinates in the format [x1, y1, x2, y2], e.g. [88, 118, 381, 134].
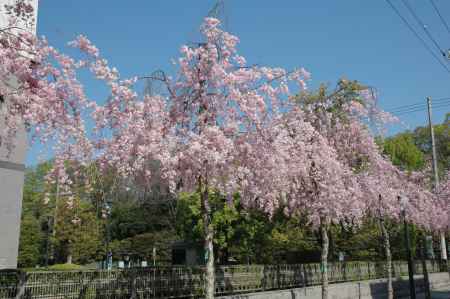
[0, 260, 447, 298]
[214, 260, 444, 295]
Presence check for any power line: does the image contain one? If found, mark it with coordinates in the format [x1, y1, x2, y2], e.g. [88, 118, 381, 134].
[388, 102, 426, 113]
[392, 107, 446, 116]
[385, 0, 450, 74]
[386, 99, 450, 113]
[390, 101, 450, 115]
[428, 0, 450, 37]
[393, 101, 450, 113]
[384, 97, 450, 113]
[401, 0, 447, 57]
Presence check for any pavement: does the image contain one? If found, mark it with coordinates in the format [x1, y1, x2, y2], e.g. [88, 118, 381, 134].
[430, 289, 450, 299]
[415, 288, 450, 299]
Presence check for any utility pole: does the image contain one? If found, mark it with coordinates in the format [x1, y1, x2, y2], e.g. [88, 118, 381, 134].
[426, 97, 447, 263]
[426, 97, 440, 192]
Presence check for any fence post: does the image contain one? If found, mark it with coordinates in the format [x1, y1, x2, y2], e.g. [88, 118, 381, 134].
[342, 262, 347, 281]
[358, 262, 363, 280]
[276, 265, 280, 289]
[262, 265, 266, 291]
[130, 269, 138, 299]
[14, 270, 28, 299]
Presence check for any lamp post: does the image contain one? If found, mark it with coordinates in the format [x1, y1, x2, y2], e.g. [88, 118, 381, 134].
[399, 195, 416, 299]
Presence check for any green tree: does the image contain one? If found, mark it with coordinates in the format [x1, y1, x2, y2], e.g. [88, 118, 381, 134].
[54, 197, 102, 264]
[109, 197, 176, 240]
[413, 114, 449, 176]
[18, 215, 43, 267]
[110, 231, 177, 264]
[175, 192, 235, 263]
[262, 214, 319, 264]
[18, 162, 53, 267]
[22, 162, 53, 219]
[175, 192, 320, 265]
[382, 133, 425, 171]
[231, 208, 271, 264]
[109, 200, 151, 241]
[176, 192, 265, 264]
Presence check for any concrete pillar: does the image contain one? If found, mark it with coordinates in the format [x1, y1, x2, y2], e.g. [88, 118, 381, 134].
[0, 0, 38, 269]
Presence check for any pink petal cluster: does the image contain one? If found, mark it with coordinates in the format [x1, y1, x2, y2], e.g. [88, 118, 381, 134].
[1, 2, 448, 235]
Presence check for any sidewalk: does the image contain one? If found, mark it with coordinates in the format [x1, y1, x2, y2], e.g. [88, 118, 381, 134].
[430, 289, 450, 299]
[416, 288, 450, 299]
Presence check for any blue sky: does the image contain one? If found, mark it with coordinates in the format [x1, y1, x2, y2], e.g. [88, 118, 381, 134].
[28, 0, 450, 165]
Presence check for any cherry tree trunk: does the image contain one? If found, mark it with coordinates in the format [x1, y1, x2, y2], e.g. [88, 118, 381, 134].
[201, 188, 215, 299]
[320, 221, 329, 299]
[380, 219, 393, 299]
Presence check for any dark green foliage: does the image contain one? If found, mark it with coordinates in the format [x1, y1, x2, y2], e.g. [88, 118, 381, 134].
[18, 163, 52, 267]
[22, 162, 53, 219]
[109, 231, 176, 263]
[262, 214, 320, 264]
[18, 215, 43, 267]
[108, 200, 174, 241]
[176, 193, 320, 264]
[328, 219, 381, 261]
[53, 197, 103, 264]
[19, 162, 103, 267]
[107, 198, 177, 262]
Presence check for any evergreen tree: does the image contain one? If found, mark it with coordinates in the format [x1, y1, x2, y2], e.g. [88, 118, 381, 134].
[18, 215, 43, 268]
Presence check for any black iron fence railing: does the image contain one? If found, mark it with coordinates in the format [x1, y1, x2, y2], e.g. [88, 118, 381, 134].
[0, 260, 447, 298]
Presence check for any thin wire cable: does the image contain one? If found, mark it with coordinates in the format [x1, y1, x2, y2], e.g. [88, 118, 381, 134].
[434, 97, 450, 101]
[428, 0, 450, 36]
[392, 108, 425, 115]
[393, 101, 450, 113]
[391, 102, 450, 115]
[393, 108, 432, 116]
[387, 100, 450, 114]
[401, 0, 447, 57]
[385, 97, 450, 113]
[433, 106, 450, 112]
[429, 101, 450, 108]
[383, 101, 423, 110]
[385, 0, 450, 73]
[389, 104, 427, 113]
[388, 102, 431, 113]
[387, 102, 426, 112]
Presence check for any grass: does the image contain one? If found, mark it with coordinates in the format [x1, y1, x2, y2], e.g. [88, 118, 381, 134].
[21, 263, 87, 272]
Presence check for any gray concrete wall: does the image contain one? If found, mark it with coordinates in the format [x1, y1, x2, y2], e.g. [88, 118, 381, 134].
[218, 272, 450, 299]
[0, 91, 27, 270]
[0, 163, 26, 269]
[0, 0, 38, 269]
